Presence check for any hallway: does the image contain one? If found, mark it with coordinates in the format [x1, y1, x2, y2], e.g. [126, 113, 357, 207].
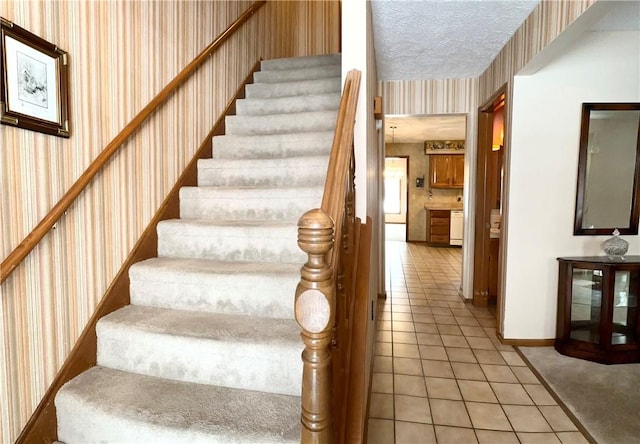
[366, 241, 589, 444]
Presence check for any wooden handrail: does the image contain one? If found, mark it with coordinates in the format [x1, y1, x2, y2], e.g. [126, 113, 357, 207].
[0, 0, 266, 284]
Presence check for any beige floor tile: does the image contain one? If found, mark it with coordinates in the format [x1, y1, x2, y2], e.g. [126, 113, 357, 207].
[392, 331, 417, 344]
[523, 384, 557, 406]
[377, 330, 392, 342]
[412, 305, 433, 314]
[392, 312, 413, 322]
[516, 432, 561, 443]
[511, 366, 540, 384]
[377, 311, 392, 321]
[434, 425, 478, 444]
[430, 307, 454, 316]
[490, 382, 534, 405]
[393, 305, 412, 313]
[481, 364, 519, 383]
[377, 321, 392, 331]
[395, 421, 436, 444]
[451, 308, 475, 317]
[425, 377, 462, 400]
[460, 325, 488, 337]
[476, 430, 519, 444]
[451, 362, 487, 381]
[374, 356, 393, 373]
[503, 405, 552, 432]
[393, 357, 423, 376]
[467, 337, 497, 350]
[437, 324, 463, 335]
[422, 359, 455, 378]
[372, 372, 394, 394]
[466, 401, 512, 431]
[376, 341, 392, 356]
[395, 394, 431, 423]
[419, 345, 448, 361]
[392, 299, 411, 306]
[369, 393, 394, 419]
[392, 321, 415, 332]
[538, 406, 577, 432]
[428, 300, 451, 308]
[416, 333, 443, 346]
[394, 374, 427, 397]
[500, 351, 527, 366]
[410, 298, 430, 306]
[413, 314, 436, 324]
[414, 323, 439, 334]
[393, 343, 420, 359]
[456, 316, 481, 327]
[556, 432, 590, 444]
[458, 380, 499, 403]
[446, 347, 477, 363]
[477, 318, 497, 328]
[367, 418, 395, 444]
[430, 399, 472, 427]
[441, 334, 470, 348]
[473, 349, 507, 365]
[434, 315, 458, 325]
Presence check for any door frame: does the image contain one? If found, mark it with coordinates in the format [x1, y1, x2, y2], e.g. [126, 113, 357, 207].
[383, 155, 410, 241]
[473, 85, 508, 323]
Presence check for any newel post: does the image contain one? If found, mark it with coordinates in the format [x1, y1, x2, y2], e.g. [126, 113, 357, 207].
[295, 208, 335, 444]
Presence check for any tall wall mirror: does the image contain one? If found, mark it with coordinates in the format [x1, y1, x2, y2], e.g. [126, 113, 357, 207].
[574, 103, 640, 235]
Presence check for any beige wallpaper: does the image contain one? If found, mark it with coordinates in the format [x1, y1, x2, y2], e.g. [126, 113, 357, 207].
[0, 1, 339, 441]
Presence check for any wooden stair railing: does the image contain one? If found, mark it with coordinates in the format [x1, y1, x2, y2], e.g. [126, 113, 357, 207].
[296, 69, 365, 444]
[0, 0, 266, 284]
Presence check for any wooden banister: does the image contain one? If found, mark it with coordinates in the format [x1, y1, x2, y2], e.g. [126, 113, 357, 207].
[296, 70, 362, 444]
[0, 0, 266, 284]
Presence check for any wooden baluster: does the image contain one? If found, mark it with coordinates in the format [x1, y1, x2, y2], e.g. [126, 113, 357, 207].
[296, 208, 335, 444]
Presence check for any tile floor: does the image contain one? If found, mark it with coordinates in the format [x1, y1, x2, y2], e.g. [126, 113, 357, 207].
[367, 240, 590, 444]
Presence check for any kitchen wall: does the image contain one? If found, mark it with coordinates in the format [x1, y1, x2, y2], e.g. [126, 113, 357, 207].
[0, 1, 340, 441]
[385, 143, 461, 241]
[504, 30, 640, 340]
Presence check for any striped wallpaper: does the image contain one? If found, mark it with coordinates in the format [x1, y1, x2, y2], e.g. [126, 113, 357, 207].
[0, 1, 339, 441]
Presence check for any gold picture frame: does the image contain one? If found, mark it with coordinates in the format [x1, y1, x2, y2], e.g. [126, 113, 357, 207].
[1, 17, 70, 137]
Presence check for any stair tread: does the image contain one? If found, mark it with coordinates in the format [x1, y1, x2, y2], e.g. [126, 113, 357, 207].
[260, 53, 340, 71]
[198, 155, 329, 168]
[236, 92, 340, 116]
[131, 257, 301, 276]
[180, 185, 323, 195]
[100, 305, 300, 345]
[211, 131, 334, 159]
[56, 366, 300, 443]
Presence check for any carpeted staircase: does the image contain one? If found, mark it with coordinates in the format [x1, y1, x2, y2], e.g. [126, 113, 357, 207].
[55, 53, 342, 443]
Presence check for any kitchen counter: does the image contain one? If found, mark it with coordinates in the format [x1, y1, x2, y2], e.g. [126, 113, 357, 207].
[424, 202, 463, 211]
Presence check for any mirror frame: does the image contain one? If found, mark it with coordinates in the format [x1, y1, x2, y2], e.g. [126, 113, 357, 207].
[574, 102, 640, 235]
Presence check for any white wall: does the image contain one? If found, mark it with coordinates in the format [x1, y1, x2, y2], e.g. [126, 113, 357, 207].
[504, 31, 640, 339]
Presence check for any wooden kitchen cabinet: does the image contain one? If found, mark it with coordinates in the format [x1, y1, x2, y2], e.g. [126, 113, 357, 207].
[426, 210, 450, 246]
[429, 154, 464, 189]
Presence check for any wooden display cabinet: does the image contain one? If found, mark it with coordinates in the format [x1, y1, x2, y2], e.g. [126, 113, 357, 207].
[429, 154, 464, 189]
[556, 256, 640, 364]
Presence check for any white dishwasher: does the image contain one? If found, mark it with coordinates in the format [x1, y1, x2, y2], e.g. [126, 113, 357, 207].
[450, 210, 463, 246]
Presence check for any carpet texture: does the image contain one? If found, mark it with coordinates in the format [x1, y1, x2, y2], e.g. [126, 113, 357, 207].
[519, 346, 640, 444]
[55, 53, 341, 443]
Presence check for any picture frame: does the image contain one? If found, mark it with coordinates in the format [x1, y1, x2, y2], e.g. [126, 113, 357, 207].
[1, 17, 70, 137]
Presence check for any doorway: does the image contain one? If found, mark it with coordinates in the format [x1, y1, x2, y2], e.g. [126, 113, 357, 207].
[384, 157, 408, 241]
[473, 87, 506, 321]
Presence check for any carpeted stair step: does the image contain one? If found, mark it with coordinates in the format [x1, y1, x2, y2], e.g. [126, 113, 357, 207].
[245, 77, 340, 99]
[129, 258, 299, 319]
[179, 186, 323, 221]
[225, 110, 338, 136]
[157, 219, 304, 263]
[197, 156, 329, 187]
[56, 366, 300, 444]
[235, 92, 340, 116]
[253, 64, 341, 83]
[211, 131, 334, 160]
[260, 53, 341, 71]
[96, 305, 303, 395]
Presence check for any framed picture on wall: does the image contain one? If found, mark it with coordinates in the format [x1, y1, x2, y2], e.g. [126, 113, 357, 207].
[1, 17, 70, 137]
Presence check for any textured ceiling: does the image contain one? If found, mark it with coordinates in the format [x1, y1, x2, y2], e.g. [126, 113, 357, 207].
[370, 0, 540, 80]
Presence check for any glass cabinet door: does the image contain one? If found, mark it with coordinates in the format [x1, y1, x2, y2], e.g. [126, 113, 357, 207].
[611, 270, 639, 345]
[570, 268, 602, 343]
